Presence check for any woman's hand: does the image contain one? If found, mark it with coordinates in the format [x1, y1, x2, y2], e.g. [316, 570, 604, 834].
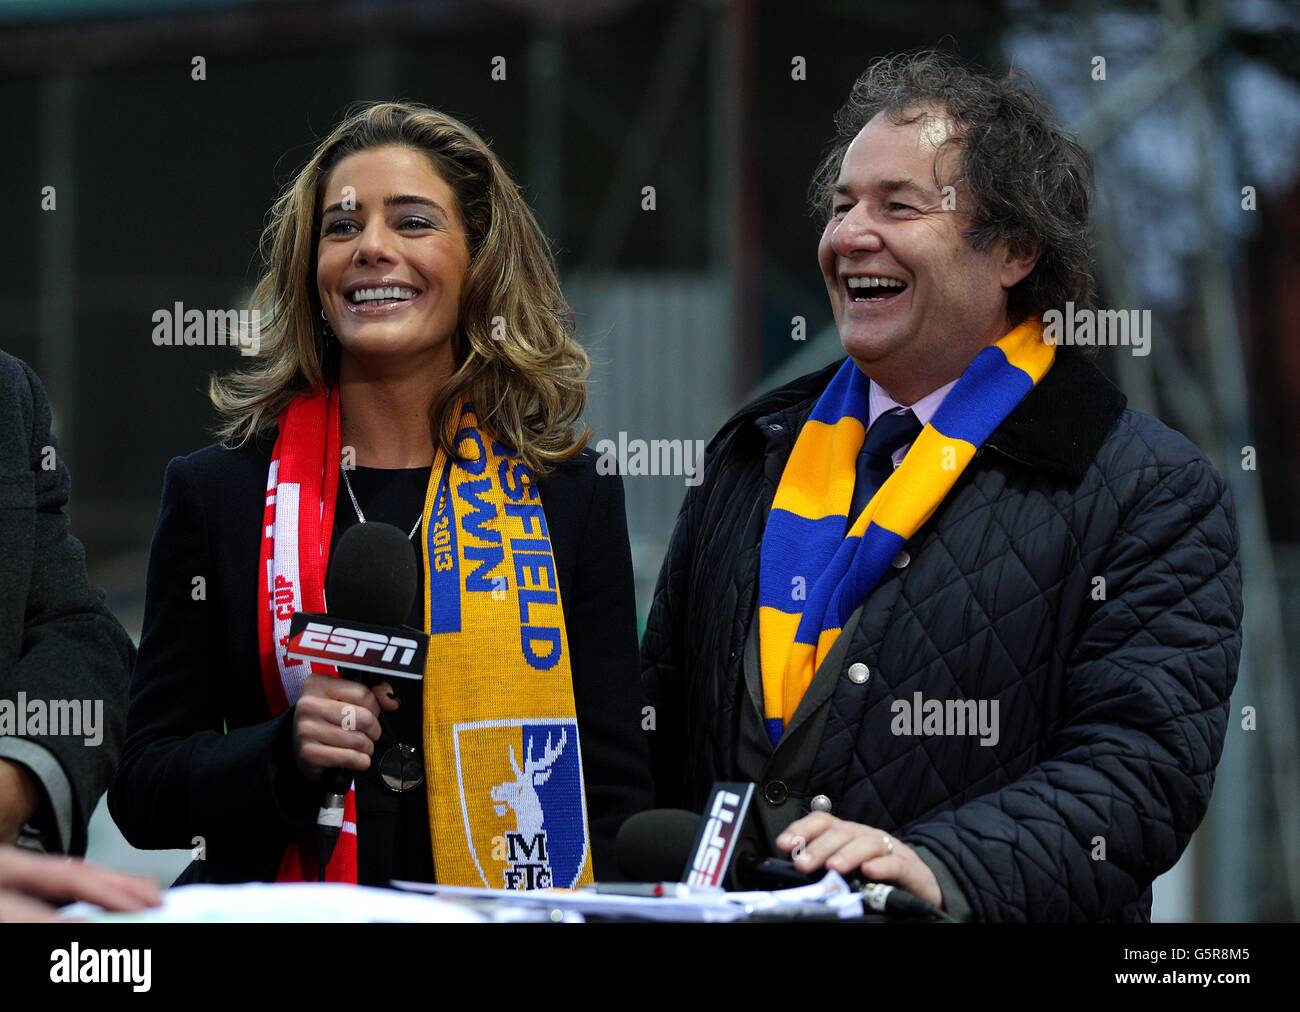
[775, 812, 943, 908]
[291, 674, 399, 781]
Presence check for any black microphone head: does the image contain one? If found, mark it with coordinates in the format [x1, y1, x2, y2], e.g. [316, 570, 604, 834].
[326, 521, 418, 626]
[615, 809, 701, 882]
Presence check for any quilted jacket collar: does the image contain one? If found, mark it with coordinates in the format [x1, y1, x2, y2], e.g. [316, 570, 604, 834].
[742, 346, 1128, 481]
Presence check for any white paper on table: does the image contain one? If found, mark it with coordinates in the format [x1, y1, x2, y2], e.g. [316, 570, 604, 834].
[724, 870, 866, 919]
[393, 871, 863, 921]
[394, 881, 745, 923]
[60, 882, 487, 923]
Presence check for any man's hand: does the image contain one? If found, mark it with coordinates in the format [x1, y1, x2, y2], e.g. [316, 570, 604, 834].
[0, 759, 42, 844]
[776, 812, 943, 908]
[0, 844, 163, 922]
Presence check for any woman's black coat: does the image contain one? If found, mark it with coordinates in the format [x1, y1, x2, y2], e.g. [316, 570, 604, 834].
[108, 433, 652, 884]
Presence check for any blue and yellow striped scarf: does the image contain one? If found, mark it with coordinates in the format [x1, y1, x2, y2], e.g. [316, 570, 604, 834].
[757, 320, 1054, 745]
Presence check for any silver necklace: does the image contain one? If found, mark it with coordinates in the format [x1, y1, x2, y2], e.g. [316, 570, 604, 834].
[340, 466, 422, 540]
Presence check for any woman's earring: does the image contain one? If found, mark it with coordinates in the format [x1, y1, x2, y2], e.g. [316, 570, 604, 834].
[320, 307, 335, 341]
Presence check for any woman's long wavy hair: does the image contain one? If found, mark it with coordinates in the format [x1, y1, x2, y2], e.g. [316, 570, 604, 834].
[210, 100, 590, 475]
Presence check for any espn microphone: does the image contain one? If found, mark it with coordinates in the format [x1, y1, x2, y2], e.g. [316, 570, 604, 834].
[616, 784, 946, 919]
[284, 521, 430, 880]
[616, 794, 798, 892]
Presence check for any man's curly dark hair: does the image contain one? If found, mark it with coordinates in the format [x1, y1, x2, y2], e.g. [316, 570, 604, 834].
[809, 50, 1096, 324]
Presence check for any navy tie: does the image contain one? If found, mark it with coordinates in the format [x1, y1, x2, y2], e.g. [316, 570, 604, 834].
[848, 408, 922, 522]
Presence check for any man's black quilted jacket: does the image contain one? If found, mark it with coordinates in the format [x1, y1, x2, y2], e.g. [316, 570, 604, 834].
[640, 347, 1243, 922]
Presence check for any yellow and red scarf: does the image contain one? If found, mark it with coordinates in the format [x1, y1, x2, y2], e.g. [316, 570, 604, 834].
[257, 388, 594, 889]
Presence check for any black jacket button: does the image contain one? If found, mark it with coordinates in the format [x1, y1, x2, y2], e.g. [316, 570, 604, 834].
[763, 780, 789, 805]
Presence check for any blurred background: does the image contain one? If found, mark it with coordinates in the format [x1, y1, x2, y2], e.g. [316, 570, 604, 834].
[0, 0, 1296, 921]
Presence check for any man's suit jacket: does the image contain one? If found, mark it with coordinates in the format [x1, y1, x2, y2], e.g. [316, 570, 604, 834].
[0, 350, 134, 855]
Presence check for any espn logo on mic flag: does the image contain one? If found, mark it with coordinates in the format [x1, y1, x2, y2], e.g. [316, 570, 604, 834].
[285, 612, 430, 680]
[686, 782, 755, 888]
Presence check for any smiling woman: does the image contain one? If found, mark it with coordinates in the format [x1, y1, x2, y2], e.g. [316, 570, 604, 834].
[211, 103, 590, 475]
[109, 102, 652, 891]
